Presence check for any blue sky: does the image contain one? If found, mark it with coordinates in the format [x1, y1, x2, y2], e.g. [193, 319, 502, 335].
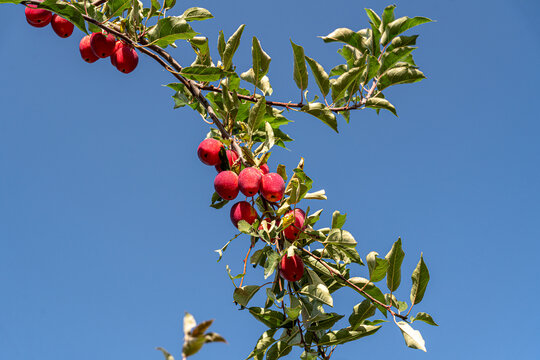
[1, 0, 539, 359]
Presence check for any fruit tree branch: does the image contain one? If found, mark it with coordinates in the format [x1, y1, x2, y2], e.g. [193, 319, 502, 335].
[300, 248, 408, 321]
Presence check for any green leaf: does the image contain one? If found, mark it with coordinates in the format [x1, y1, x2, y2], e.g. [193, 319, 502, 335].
[156, 347, 175, 360]
[365, 97, 397, 116]
[300, 351, 318, 360]
[147, 17, 199, 48]
[290, 40, 308, 91]
[266, 341, 292, 360]
[0, 0, 24, 3]
[396, 321, 427, 352]
[303, 255, 343, 278]
[305, 56, 330, 97]
[320, 28, 365, 51]
[331, 67, 362, 102]
[163, 0, 175, 10]
[411, 312, 438, 326]
[348, 277, 387, 316]
[308, 313, 344, 331]
[397, 301, 408, 312]
[237, 220, 254, 234]
[104, 0, 131, 18]
[182, 336, 205, 357]
[366, 251, 389, 282]
[180, 65, 225, 82]
[386, 35, 419, 52]
[234, 285, 260, 307]
[248, 97, 267, 137]
[329, 64, 348, 77]
[264, 252, 280, 279]
[379, 46, 416, 76]
[240, 69, 273, 95]
[204, 332, 226, 343]
[217, 30, 225, 60]
[299, 283, 334, 307]
[210, 191, 229, 209]
[381, 16, 433, 46]
[318, 325, 382, 345]
[285, 305, 302, 321]
[331, 211, 347, 229]
[190, 37, 212, 66]
[252, 37, 272, 85]
[246, 329, 277, 360]
[325, 245, 363, 266]
[381, 4, 396, 31]
[180, 7, 213, 21]
[38, 0, 87, 34]
[300, 103, 337, 133]
[324, 228, 357, 247]
[222, 24, 245, 70]
[378, 66, 426, 90]
[410, 253, 430, 305]
[248, 308, 285, 328]
[386, 238, 405, 292]
[363, 55, 380, 85]
[365, 8, 381, 28]
[348, 299, 376, 330]
[191, 319, 214, 337]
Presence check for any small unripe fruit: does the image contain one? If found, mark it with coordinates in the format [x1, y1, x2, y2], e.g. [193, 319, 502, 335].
[25, 4, 52, 27]
[238, 167, 262, 197]
[260, 163, 270, 175]
[230, 201, 258, 228]
[90, 32, 116, 58]
[260, 173, 285, 202]
[283, 208, 306, 241]
[197, 138, 223, 166]
[79, 35, 99, 63]
[214, 171, 239, 200]
[215, 150, 238, 172]
[51, 14, 74, 38]
[114, 45, 139, 74]
[280, 254, 304, 282]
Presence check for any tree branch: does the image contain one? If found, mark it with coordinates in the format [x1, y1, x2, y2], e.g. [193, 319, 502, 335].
[301, 248, 408, 321]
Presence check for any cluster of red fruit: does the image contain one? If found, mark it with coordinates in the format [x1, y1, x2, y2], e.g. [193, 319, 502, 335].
[197, 138, 306, 282]
[23, 4, 138, 74]
[24, 4, 74, 38]
[79, 33, 139, 74]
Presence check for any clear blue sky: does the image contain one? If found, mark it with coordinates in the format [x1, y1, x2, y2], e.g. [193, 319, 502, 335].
[1, 0, 539, 359]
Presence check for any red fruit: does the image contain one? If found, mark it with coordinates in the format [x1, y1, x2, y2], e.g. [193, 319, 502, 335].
[238, 167, 262, 197]
[197, 138, 223, 166]
[115, 45, 139, 74]
[25, 4, 52, 27]
[260, 173, 285, 202]
[110, 41, 123, 67]
[214, 171, 239, 201]
[79, 35, 99, 63]
[280, 254, 304, 282]
[51, 14, 74, 38]
[260, 164, 270, 175]
[26, 16, 49, 28]
[283, 209, 306, 241]
[89, 32, 116, 58]
[215, 150, 238, 172]
[230, 201, 258, 228]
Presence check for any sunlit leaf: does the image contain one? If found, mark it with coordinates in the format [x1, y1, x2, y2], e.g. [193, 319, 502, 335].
[410, 253, 430, 305]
